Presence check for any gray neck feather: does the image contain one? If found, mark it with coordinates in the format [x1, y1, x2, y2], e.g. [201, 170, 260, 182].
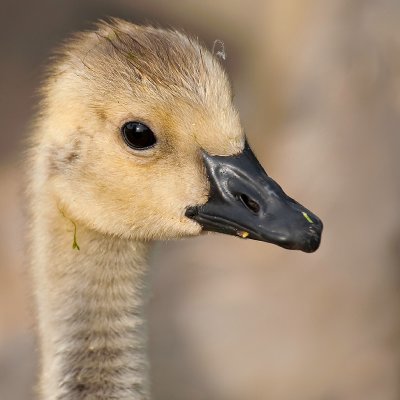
[32, 205, 151, 400]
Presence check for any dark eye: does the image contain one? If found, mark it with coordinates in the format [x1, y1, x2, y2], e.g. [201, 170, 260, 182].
[121, 121, 157, 150]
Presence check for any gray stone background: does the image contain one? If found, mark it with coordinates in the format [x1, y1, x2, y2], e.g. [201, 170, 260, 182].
[0, 0, 399, 399]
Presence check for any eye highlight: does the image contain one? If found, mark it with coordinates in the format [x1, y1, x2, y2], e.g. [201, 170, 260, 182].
[121, 122, 157, 150]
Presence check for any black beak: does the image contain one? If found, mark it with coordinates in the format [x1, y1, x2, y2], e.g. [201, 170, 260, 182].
[185, 142, 323, 253]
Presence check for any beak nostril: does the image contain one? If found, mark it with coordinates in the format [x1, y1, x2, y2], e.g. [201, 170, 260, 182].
[238, 193, 260, 214]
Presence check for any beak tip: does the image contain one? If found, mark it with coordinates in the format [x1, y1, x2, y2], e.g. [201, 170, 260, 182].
[301, 224, 323, 253]
[303, 238, 321, 253]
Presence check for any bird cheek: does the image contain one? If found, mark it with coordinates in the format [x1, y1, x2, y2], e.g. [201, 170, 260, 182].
[184, 172, 209, 209]
[185, 159, 210, 205]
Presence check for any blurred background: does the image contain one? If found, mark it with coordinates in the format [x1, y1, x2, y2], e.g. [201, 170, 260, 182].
[1, 0, 400, 399]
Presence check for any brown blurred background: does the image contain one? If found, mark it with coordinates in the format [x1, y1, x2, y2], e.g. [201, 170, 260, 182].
[1, 0, 400, 399]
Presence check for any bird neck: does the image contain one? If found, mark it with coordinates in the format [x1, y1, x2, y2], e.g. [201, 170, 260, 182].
[31, 200, 152, 400]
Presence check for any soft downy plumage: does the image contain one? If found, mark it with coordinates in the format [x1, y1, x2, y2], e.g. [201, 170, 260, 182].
[29, 18, 321, 400]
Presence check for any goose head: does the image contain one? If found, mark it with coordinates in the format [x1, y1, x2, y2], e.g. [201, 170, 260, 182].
[42, 19, 322, 251]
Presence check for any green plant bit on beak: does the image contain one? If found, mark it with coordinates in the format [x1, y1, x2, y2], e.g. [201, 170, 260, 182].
[302, 212, 314, 224]
[59, 207, 80, 250]
[237, 230, 249, 238]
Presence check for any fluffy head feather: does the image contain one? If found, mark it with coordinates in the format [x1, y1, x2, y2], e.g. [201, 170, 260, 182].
[32, 18, 245, 240]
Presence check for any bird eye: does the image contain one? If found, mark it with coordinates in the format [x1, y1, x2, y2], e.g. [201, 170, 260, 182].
[121, 122, 157, 150]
